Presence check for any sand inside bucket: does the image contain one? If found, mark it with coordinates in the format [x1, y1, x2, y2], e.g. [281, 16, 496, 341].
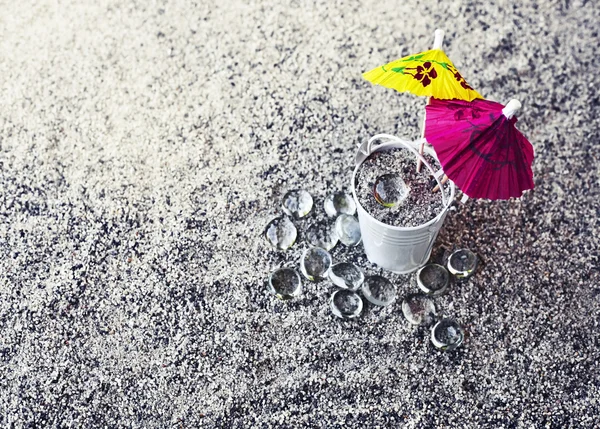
[355, 148, 449, 228]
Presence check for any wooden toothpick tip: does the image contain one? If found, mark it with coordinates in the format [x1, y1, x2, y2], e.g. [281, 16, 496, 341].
[432, 175, 449, 192]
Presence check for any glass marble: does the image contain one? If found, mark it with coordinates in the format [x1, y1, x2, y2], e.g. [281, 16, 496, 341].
[305, 221, 338, 251]
[268, 268, 302, 300]
[417, 264, 450, 296]
[335, 214, 361, 246]
[431, 319, 464, 351]
[361, 275, 396, 307]
[282, 189, 313, 218]
[373, 173, 409, 207]
[264, 217, 297, 250]
[300, 247, 332, 281]
[324, 192, 356, 217]
[402, 294, 436, 326]
[329, 262, 364, 291]
[447, 249, 478, 280]
[330, 289, 363, 319]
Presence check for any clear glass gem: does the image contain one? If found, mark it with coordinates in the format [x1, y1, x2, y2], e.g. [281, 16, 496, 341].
[305, 221, 338, 251]
[416, 264, 450, 296]
[373, 173, 410, 207]
[335, 214, 361, 246]
[300, 247, 332, 281]
[282, 189, 313, 218]
[264, 217, 297, 250]
[330, 289, 363, 319]
[447, 249, 478, 279]
[268, 268, 302, 300]
[431, 319, 464, 351]
[329, 262, 364, 291]
[402, 293, 436, 326]
[324, 192, 356, 217]
[361, 275, 396, 306]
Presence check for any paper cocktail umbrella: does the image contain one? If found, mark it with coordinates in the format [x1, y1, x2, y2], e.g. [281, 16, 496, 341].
[362, 31, 483, 102]
[424, 98, 534, 200]
[363, 30, 483, 171]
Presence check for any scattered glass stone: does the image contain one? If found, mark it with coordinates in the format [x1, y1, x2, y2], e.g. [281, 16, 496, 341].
[264, 217, 297, 250]
[282, 189, 313, 218]
[402, 294, 436, 326]
[431, 319, 464, 351]
[324, 192, 356, 217]
[361, 275, 396, 306]
[373, 173, 410, 207]
[330, 289, 363, 319]
[305, 221, 338, 251]
[300, 247, 332, 281]
[335, 214, 361, 246]
[447, 249, 478, 279]
[268, 268, 302, 300]
[417, 264, 450, 296]
[329, 262, 364, 291]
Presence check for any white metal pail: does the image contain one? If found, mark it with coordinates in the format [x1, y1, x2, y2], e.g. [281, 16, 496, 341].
[352, 134, 455, 274]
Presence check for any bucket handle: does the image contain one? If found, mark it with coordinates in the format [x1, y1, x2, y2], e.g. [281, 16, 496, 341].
[357, 134, 450, 206]
[364, 135, 437, 158]
[354, 134, 432, 166]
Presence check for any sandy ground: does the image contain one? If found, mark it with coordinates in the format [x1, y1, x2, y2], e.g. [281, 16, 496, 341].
[1, 0, 599, 427]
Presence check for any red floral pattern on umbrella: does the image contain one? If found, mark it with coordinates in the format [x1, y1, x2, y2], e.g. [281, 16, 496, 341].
[447, 64, 474, 91]
[404, 61, 438, 87]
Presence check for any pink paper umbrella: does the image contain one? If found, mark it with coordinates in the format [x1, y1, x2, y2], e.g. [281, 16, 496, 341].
[424, 98, 534, 200]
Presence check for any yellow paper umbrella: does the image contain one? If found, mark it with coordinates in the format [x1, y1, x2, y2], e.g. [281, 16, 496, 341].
[363, 45, 482, 101]
[363, 29, 482, 171]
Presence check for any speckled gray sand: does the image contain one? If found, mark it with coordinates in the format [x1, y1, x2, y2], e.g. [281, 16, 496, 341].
[355, 149, 448, 227]
[1, 0, 599, 427]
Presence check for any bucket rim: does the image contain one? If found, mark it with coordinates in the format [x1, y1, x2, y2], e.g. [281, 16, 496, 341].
[351, 137, 455, 232]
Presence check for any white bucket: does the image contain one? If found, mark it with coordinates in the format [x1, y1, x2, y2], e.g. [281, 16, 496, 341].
[352, 134, 455, 274]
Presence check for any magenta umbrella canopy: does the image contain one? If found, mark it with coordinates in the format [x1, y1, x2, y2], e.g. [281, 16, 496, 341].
[425, 98, 534, 200]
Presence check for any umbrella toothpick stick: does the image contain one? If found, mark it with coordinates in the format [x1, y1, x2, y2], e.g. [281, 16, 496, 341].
[416, 29, 444, 173]
[432, 174, 449, 192]
[502, 99, 522, 119]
